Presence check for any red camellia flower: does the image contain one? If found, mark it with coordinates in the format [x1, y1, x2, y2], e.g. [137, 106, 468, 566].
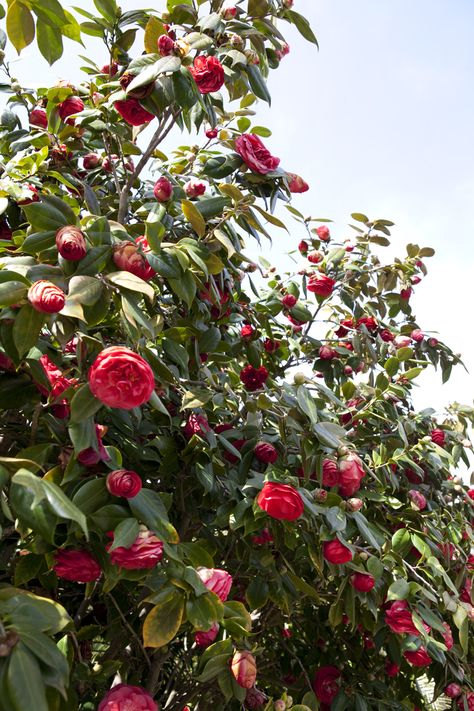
[254, 441, 278, 464]
[307, 250, 322, 264]
[231, 650, 257, 689]
[240, 364, 269, 391]
[323, 540, 353, 564]
[100, 61, 118, 75]
[205, 126, 218, 139]
[385, 600, 420, 636]
[189, 55, 225, 94]
[457, 692, 474, 711]
[83, 152, 102, 169]
[400, 287, 412, 300]
[195, 622, 219, 648]
[298, 239, 309, 254]
[338, 452, 365, 497]
[234, 134, 280, 174]
[403, 646, 431, 667]
[153, 176, 173, 202]
[113, 239, 155, 281]
[312, 665, 341, 705]
[411, 328, 424, 342]
[307, 273, 335, 297]
[53, 549, 101, 583]
[196, 567, 233, 601]
[240, 324, 254, 339]
[379, 328, 395, 342]
[183, 413, 211, 439]
[245, 687, 268, 710]
[114, 99, 154, 126]
[322, 459, 339, 487]
[385, 661, 400, 677]
[316, 225, 330, 241]
[29, 107, 48, 129]
[88, 346, 155, 409]
[98, 684, 158, 711]
[184, 179, 206, 197]
[357, 316, 378, 331]
[408, 489, 427, 510]
[18, 184, 39, 205]
[287, 173, 309, 193]
[257, 482, 304, 521]
[263, 338, 280, 353]
[445, 684, 462, 699]
[158, 34, 175, 56]
[107, 529, 163, 569]
[58, 96, 85, 123]
[252, 527, 274, 545]
[28, 280, 65, 313]
[55, 226, 87, 261]
[281, 293, 297, 309]
[319, 345, 336, 360]
[350, 572, 375, 592]
[106, 469, 142, 498]
[431, 428, 445, 447]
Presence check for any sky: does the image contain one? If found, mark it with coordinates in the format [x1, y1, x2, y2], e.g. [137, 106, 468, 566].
[4, 0, 474, 420]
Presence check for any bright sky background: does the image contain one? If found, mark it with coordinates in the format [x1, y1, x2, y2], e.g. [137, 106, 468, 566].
[5, 0, 474, 421]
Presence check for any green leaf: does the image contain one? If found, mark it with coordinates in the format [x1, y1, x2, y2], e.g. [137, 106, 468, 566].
[13, 305, 45, 358]
[391, 528, 411, 556]
[181, 199, 206, 238]
[245, 577, 269, 610]
[69, 384, 102, 424]
[19, 631, 69, 696]
[285, 9, 318, 45]
[36, 19, 63, 64]
[387, 578, 410, 601]
[129, 489, 179, 544]
[143, 589, 185, 648]
[126, 55, 181, 93]
[6, 643, 48, 711]
[352, 511, 383, 550]
[106, 271, 155, 301]
[23, 200, 71, 231]
[6, 1, 35, 53]
[93, 0, 116, 22]
[186, 592, 224, 631]
[313, 422, 346, 449]
[0, 281, 28, 306]
[108, 518, 140, 551]
[246, 65, 271, 104]
[384, 356, 400, 376]
[297, 385, 318, 425]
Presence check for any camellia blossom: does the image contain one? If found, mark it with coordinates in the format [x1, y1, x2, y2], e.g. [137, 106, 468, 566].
[307, 273, 335, 297]
[97, 684, 158, 711]
[385, 600, 423, 636]
[55, 226, 87, 261]
[195, 622, 219, 648]
[113, 239, 156, 281]
[403, 646, 432, 667]
[114, 98, 154, 126]
[231, 650, 257, 689]
[338, 452, 365, 497]
[107, 529, 163, 569]
[106, 469, 142, 498]
[254, 441, 278, 464]
[350, 572, 375, 592]
[234, 134, 280, 174]
[257, 481, 304, 521]
[88, 346, 155, 409]
[312, 665, 341, 705]
[287, 173, 309, 193]
[189, 55, 225, 94]
[28, 280, 65, 313]
[240, 364, 269, 391]
[53, 549, 101, 583]
[196, 567, 233, 601]
[323, 539, 353, 564]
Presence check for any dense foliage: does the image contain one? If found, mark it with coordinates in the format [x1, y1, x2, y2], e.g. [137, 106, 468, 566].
[0, 1, 472, 710]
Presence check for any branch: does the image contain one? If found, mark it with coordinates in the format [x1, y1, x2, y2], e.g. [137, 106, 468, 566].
[107, 592, 152, 668]
[117, 108, 179, 224]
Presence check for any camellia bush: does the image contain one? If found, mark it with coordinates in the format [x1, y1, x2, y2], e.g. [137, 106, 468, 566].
[0, 1, 472, 709]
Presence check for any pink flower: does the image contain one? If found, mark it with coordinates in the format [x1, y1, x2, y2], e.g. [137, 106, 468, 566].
[411, 328, 424, 342]
[185, 179, 206, 198]
[282, 294, 297, 309]
[385, 600, 419, 636]
[287, 173, 309, 193]
[28, 280, 65, 313]
[445, 684, 462, 699]
[78, 424, 110, 466]
[55, 226, 87, 261]
[98, 684, 158, 711]
[58, 96, 84, 124]
[408, 489, 427, 510]
[197, 568, 233, 601]
[322, 459, 339, 487]
[394, 335, 412, 348]
[158, 34, 175, 56]
[88, 346, 155, 409]
[319, 345, 336, 360]
[29, 107, 48, 129]
[338, 453, 365, 497]
[442, 622, 454, 650]
[231, 650, 257, 689]
[431, 428, 445, 447]
[183, 413, 211, 439]
[106, 470, 142, 499]
[107, 529, 163, 570]
[189, 55, 225, 94]
[153, 176, 173, 202]
[316, 225, 330, 241]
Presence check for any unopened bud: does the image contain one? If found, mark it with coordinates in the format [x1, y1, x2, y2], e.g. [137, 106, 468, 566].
[274, 702, 286, 711]
[313, 488, 327, 503]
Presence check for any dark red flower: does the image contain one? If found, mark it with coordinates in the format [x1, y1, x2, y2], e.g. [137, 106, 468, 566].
[114, 99, 154, 126]
[54, 549, 101, 583]
[263, 338, 280, 353]
[312, 665, 341, 704]
[29, 107, 48, 129]
[106, 469, 142, 499]
[234, 134, 280, 174]
[240, 365, 269, 391]
[431, 428, 445, 447]
[254, 441, 278, 464]
[282, 294, 297, 309]
[350, 572, 375, 592]
[403, 647, 431, 667]
[323, 540, 353, 564]
[58, 96, 84, 124]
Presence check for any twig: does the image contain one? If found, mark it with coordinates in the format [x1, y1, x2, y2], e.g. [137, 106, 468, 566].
[146, 649, 171, 695]
[117, 108, 179, 224]
[107, 592, 152, 668]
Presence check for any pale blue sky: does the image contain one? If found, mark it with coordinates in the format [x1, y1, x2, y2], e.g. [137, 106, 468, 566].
[5, 0, 474, 416]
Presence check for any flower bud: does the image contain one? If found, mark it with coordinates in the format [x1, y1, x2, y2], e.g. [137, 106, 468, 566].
[313, 488, 328, 503]
[231, 650, 257, 689]
[120, 72, 155, 99]
[347, 497, 363, 511]
[153, 176, 173, 202]
[56, 226, 87, 261]
[274, 702, 286, 711]
[83, 153, 102, 170]
[185, 179, 206, 198]
[158, 34, 175, 56]
[28, 280, 65, 313]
